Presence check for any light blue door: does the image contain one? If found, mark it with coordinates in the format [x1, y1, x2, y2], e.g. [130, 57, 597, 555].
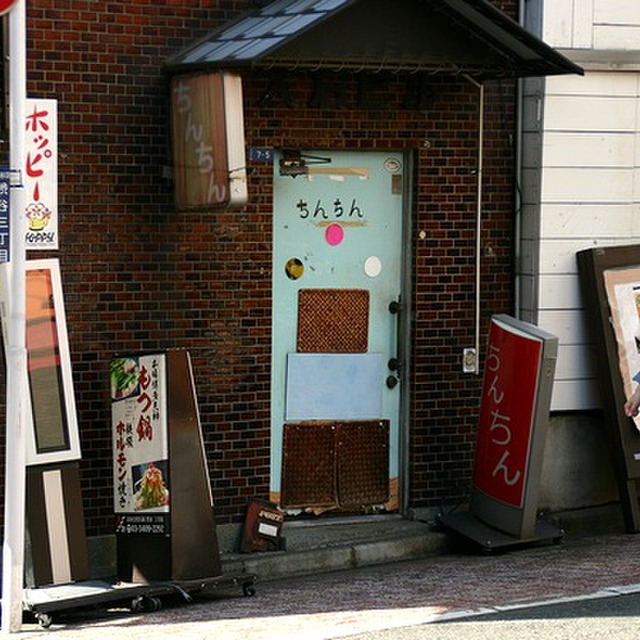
[271, 150, 405, 512]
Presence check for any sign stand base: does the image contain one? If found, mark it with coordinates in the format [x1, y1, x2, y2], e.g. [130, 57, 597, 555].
[23, 574, 257, 629]
[436, 510, 564, 553]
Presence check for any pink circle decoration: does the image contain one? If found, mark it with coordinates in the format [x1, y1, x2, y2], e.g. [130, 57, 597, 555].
[325, 223, 344, 246]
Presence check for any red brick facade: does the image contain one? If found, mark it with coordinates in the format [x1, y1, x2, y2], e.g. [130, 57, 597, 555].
[0, 1, 517, 536]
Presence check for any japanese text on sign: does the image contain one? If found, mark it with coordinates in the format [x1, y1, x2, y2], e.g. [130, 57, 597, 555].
[115, 514, 167, 536]
[296, 198, 364, 220]
[24, 99, 58, 249]
[111, 354, 169, 518]
[473, 320, 542, 508]
[484, 344, 521, 488]
[0, 169, 10, 263]
[171, 73, 229, 208]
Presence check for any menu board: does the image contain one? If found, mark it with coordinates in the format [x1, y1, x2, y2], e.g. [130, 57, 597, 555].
[112, 353, 170, 535]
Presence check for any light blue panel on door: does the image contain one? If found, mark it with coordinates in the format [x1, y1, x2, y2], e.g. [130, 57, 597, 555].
[286, 353, 384, 420]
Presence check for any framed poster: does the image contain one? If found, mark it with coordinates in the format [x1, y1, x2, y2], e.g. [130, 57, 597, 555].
[0, 258, 81, 465]
[603, 268, 640, 431]
[577, 245, 640, 532]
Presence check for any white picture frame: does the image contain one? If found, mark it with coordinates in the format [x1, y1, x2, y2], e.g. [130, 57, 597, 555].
[0, 258, 81, 465]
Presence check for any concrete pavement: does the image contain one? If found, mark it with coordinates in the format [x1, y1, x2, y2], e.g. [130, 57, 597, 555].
[12, 507, 640, 638]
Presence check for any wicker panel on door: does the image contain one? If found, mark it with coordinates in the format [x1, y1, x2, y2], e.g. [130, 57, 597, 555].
[336, 421, 389, 508]
[297, 288, 369, 353]
[280, 422, 337, 509]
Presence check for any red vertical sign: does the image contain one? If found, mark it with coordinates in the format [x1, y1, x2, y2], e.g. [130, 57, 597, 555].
[0, 1, 16, 15]
[473, 319, 542, 508]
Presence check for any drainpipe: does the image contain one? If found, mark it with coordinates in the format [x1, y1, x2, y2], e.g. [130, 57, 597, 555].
[464, 75, 484, 376]
[514, 86, 523, 320]
[514, 0, 526, 319]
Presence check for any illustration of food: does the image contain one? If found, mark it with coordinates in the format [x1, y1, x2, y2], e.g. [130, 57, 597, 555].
[134, 462, 170, 510]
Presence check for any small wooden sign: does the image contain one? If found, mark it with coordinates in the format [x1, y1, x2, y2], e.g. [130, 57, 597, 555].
[170, 72, 247, 209]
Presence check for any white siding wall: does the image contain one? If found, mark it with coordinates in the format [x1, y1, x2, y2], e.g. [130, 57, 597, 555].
[541, 0, 640, 49]
[521, 1, 640, 410]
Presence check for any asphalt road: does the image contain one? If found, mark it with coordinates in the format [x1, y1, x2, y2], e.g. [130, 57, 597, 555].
[347, 592, 640, 640]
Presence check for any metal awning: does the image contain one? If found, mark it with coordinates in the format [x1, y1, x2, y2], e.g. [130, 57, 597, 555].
[165, 0, 583, 79]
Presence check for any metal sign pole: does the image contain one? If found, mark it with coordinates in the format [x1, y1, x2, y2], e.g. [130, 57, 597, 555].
[2, 0, 28, 633]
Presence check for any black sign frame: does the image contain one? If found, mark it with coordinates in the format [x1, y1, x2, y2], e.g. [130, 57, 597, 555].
[577, 245, 640, 532]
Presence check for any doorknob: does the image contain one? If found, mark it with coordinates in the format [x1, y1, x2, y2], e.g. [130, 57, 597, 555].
[386, 375, 399, 389]
[388, 358, 401, 372]
[388, 299, 402, 314]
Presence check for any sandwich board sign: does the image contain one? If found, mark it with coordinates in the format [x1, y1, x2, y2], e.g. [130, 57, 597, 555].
[439, 314, 562, 550]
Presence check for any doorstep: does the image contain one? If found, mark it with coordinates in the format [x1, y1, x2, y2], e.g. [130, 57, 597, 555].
[220, 515, 447, 582]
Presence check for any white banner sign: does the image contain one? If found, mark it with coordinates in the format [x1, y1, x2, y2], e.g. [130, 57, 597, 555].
[111, 353, 169, 515]
[24, 98, 58, 249]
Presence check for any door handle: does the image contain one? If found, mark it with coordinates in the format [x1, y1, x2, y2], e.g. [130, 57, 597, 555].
[387, 296, 402, 387]
[388, 299, 402, 314]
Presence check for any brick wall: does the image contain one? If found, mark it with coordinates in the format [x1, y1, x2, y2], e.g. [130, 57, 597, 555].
[410, 79, 516, 508]
[0, 1, 517, 536]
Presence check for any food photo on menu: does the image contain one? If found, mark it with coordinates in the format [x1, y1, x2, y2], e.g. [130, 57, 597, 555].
[132, 460, 170, 511]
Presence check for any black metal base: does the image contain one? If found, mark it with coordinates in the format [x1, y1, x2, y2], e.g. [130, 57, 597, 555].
[437, 510, 564, 553]
[22, 573, 257, 628]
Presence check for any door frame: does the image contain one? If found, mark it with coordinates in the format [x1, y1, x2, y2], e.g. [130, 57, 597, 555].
[269, 148, 415, 516]
[397, 149, 414, 516]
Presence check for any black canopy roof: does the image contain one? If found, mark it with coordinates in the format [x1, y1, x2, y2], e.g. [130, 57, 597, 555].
[165, 0, 583, 79]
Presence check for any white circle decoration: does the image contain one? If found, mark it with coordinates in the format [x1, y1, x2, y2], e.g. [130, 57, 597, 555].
[364, 255, 382, 278]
